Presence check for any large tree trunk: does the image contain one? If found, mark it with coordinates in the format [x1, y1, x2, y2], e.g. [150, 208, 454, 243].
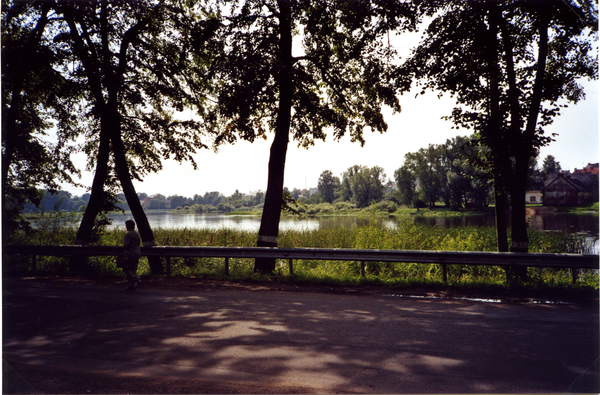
[493, 184, 509, 252]
[498, 10, 526, 281]
[69, 128, 111, 273]
[108, 110, 163, 274]
[64, 2, 162, 273]
[74, 130, 111, 245]
[485, 2, 509, 254]
[507, 6, 548, 283]
[254, 0, 293, 273]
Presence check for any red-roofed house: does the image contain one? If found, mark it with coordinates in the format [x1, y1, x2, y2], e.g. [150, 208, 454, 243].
[573, 163, 599, 175]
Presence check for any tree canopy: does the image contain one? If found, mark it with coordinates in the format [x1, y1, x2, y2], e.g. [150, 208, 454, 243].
[199, 0, 418, 271]
[2, 1, 82, 237]
[404, 0, 597, 258]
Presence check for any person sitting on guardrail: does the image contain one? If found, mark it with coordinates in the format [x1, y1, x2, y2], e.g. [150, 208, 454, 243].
[123, 219, 142, 290]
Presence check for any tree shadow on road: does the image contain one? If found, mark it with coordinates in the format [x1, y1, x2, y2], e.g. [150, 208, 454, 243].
[3, 277, 599, 394]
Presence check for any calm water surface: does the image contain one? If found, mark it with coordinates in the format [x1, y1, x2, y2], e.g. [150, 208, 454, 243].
[106, 210, 599, 237]
[105, 211, 596, 254]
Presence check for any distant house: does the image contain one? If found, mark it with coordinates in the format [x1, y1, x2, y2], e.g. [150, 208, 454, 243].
[525, 190, 543, 204]
[542, 173, 596, 206]
[573, 163, 599, 175]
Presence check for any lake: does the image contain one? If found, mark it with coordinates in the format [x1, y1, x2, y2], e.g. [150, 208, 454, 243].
[106, 210, 599, 238]
[104, 210, 598, 254]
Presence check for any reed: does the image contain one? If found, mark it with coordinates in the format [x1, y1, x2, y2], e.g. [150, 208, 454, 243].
[4, 215, 598, 290]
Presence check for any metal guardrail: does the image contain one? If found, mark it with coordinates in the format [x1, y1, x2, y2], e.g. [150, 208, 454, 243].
[4, 244, 598, 282]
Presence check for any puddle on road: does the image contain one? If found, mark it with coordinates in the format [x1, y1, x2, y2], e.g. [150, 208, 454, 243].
[371, 293, 575, 305]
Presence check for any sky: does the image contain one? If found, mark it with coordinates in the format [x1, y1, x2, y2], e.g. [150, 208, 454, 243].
[60, 22, 599, 199]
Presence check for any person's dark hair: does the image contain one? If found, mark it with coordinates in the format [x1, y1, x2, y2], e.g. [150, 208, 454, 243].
[125, 219, 136, 230]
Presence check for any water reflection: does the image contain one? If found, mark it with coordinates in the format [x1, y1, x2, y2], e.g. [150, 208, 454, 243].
[108, 211, 372, 232]
[411, 212, 599, 237]
[106, 211, 599, 237]
[412, 214, 496, 228]
[102, 211, 598, 254]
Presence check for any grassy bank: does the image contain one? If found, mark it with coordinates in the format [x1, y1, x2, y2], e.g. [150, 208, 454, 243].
[171, 201, 599, 218]
[5, 216, 598, 298]
[555, 202, 600, 214]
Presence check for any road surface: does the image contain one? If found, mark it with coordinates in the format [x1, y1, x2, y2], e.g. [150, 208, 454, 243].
[3, 277, 599, 393]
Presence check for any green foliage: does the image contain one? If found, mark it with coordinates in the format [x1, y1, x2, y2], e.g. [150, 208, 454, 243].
[406, 0, 598, 254]
[339, 165, 388, 208]
[281, 190, 305, 216]
[396, 136, 492, 209]
[318, 170, 340, 204]
[2, 1, 82, 238]
[209, 1, 417, 149]
[6, 218, 596, 295]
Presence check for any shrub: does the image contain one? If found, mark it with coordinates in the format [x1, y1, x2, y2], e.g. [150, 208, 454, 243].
[335, 201, 355, 211]
[375, 200, 398, 213]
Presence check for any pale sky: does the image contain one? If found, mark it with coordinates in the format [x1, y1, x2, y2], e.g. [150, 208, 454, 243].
[62, 77, 598, 199]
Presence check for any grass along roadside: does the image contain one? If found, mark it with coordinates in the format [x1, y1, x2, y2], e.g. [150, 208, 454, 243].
[5, 218, 598, 298]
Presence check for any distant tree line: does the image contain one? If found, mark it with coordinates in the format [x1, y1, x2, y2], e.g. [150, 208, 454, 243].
[24, 137, 565, 215]
[310, 136, 565, 210]
[23, 189, 267, 214]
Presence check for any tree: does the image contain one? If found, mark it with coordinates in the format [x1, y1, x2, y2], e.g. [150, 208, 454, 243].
[2, 1, 81, 239]
[526, 157, 546, 191]
[542, 155, 562, 176]
[205, 0, 417, 272]
[202, 191, 223, 207]
[395, 136, 491, 210]
[317, 170, 339, 203]
[289, 188, 302, 200]
[169, 195, 189, 209]
[253, 191, 265, 206]
[351, 166, 387, 208]
[50, 0, 218, 272]
[148, 199, 166, 210]
[340, 165, 386, 208]
[405, 0, 597, 262]
[394, 166, 416, 207]
[443, 137, 479, 209]
[339, 165, 362, 203]
[403, 145, 446, 208]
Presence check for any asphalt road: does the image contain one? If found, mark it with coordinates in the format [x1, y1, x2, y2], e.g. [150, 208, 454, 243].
[3, 277, 599, 394]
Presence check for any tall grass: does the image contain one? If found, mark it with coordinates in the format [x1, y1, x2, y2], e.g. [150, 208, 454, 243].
[4, 215, 598, 290]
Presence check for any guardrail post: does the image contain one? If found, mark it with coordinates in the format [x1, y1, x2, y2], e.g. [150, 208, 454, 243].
[166, 257, 171, 276]
[225, 257, 229, 276]
[32, 255, 37, 271]
[572, 268, 577, 284]
[360, 261, 365, 277]
[441, 263, 447, 282]
[288, 258, 293, 276]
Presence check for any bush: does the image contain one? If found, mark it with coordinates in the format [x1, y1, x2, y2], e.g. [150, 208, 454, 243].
[375, 200, 398, 213]
[335, 201, 355, 211]
[315, 203, 334, 213]
[307, 207, 319, 215]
